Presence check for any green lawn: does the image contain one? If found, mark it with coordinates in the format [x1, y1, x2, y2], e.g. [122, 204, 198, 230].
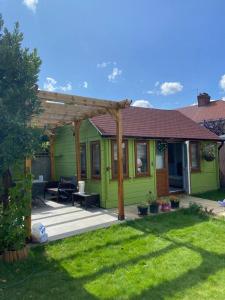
[193, 188, 225, 201]
[1, 210, 225, 299]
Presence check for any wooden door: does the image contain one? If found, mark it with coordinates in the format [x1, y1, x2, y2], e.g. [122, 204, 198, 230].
[156, 143, 169, 197]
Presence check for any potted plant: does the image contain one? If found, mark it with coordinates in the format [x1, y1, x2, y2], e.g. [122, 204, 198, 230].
[147, 191, 159, 214]
[137, 203, 148, 216]
[170, 195, 180, 209]
[160, 199, 171, 212]
[149, 200, 159, 213]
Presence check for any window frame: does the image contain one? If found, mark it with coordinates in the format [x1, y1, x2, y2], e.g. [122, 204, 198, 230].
[135, 140, 150, 177]
[111, 140, 129, 179]
[190, 141, 201, 172]
[80, 143, 87, 179]
[90, 141, 101, 179]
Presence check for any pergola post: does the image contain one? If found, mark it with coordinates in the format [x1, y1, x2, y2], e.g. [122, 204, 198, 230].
[49, 135, 55, 180]
[74, 120, 81, 182]
[25, 158, 32, 240]
[108, 109, 125, 220]
[116, 109, 124, 220]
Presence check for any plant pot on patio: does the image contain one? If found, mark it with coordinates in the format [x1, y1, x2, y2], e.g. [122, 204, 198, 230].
[160, 202, 171, 212]
[170, 200, 180, 209]
[149, 202, 159, 214]
[170, 196, 180, 209]
[137, 204, 148, 216]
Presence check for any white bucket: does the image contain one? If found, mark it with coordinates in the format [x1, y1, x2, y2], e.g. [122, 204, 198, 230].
[78, 181, 85, 194]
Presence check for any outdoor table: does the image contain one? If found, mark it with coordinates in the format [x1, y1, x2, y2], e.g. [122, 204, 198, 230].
[47, 187, 76, 201]
[72, 192, 100, 209]
[32, 180, 47, 199]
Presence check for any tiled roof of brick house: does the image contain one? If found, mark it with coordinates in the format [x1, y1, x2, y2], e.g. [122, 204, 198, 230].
[90, 107, 219, 141]
[177, 100, 225, 123]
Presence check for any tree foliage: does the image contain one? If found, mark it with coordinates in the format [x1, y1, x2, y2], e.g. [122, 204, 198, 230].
[0, 15, 42, 176]
[203, 119, 225, 136]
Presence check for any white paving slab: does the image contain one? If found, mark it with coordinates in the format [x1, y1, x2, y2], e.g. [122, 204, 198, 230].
[32, 200, 119, 241]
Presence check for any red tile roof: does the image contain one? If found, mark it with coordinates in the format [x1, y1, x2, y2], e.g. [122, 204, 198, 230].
[90, 107, 219, 141]
[177, 100, 225, 123]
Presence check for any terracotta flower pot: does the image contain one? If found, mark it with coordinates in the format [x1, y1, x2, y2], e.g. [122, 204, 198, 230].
[3, 245, 29, 263]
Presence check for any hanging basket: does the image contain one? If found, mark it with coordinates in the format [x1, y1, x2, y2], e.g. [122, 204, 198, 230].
[202, 144, 215, 162]
[203, 152, 215, 161]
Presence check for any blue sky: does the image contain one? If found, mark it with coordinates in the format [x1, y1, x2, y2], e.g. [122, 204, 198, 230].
[1, 0, 225, 109]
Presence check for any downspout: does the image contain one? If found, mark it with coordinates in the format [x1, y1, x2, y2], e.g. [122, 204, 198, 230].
[218, 140, 224, 152]
[185, 141, 191, 194]
[218, 139, 225, 188]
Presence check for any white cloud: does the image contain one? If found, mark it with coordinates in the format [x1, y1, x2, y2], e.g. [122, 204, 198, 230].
[132, 100, 153, 108]
[23, 0, 38, 12]
[146, 90, 154, 95]
[160, 82, 183, 96]
[43, 77, 72, 92]
[108, 67, 122, 82]
[219, 74, 225, 91]
[154, 81, 160, 87]
[83, 81, 88, 89]
[43, 77, 57, 92]
[97, 61, 111, 68]
[60, 83, 72, 92]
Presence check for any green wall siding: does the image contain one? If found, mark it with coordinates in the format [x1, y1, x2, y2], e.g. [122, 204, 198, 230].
[102, 139, 157, 208]
[54, 122, 220, 208]
[54, 120, 104, 205]
[191, 142, 219, 194]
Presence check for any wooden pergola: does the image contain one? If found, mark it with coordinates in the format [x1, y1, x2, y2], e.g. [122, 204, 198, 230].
[32, 90, 131, 220]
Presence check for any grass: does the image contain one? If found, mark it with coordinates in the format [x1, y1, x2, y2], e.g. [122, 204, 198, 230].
[193, 188, 225, 201]
[1, 210, 225, 299]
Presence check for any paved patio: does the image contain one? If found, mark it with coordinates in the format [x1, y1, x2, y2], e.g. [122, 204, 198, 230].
[32, 200, 120, 241]
[31, 195, 225, 242]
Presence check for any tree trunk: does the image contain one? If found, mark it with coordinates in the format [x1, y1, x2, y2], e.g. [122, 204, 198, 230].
[1, 168, 13, 209]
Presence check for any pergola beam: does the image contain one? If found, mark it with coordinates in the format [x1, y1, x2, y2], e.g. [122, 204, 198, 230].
[38, 90, 129, 109]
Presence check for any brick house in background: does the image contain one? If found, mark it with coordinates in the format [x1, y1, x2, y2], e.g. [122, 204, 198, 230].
[178, 93, 225, 187]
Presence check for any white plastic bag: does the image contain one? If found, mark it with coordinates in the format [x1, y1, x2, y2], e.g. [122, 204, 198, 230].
[32, 223, 48, 243]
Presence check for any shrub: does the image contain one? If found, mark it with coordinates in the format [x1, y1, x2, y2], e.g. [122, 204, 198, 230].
[0, 174, 32, 251]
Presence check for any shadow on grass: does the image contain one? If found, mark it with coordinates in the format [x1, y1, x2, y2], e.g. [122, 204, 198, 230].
[0, 247, 98, 300]
[0, 210, 219, 300]
[131, 236, 225, 300]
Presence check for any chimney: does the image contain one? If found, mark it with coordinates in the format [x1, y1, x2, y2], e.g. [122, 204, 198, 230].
[197, 93, 211, 107]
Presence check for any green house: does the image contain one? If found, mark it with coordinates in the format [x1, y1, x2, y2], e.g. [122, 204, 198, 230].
[53, 107, 220, 208]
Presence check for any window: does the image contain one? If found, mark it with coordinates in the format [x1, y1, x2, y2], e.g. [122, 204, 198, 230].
[135, 141, 150, 176]
[91, 141, 101, 179]
[156, 142, 166, 169]
[80, 143, 87, 178]
[190, 142, 200, 171]
[111, 140, 128, 179]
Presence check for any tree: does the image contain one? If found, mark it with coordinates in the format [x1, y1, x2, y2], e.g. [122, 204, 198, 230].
[0, 15, 41, 207]
[203, 119, 225, 136]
